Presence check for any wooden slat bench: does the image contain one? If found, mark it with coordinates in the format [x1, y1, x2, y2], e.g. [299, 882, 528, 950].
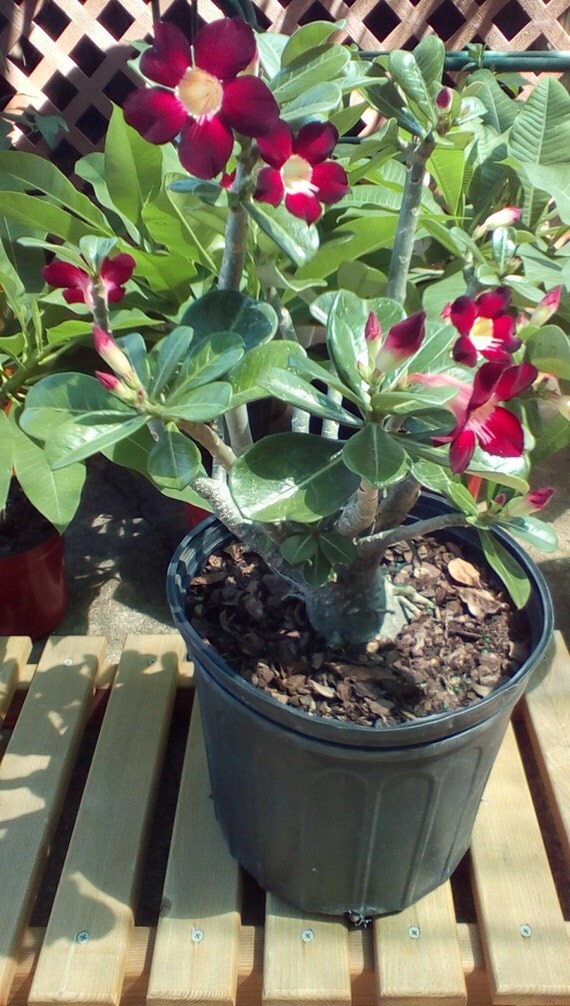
[0, 631, 568, 1006]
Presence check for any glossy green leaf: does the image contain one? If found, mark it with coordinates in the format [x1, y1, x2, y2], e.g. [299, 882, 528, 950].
[530, 413, 570, 463]
[246, 200, 320, 267]
[10, 415, 85, 531]
[525, 325, 570, 379]
[325, 290, 369, 397]
[168, 333, 245, 397]
[162, 381, 232, 422]
[0, 192, 108, 244]
[318, 531, 358, 565]
[370, 386, 457, 416]
[104, 106, 162, 224]
[343, 424, 409, 487]
[509, 77, 570, 167]
[147, 425, 202, 490]
[0, 412, 14, 510]
[272, 46, 350, 104]
[0, 150, 111, 230]
[498, 515, 558, 553]
[181, 289, 278, 351]
[447, 482, 479, 516]
[149, 326, 194, 396]
[47, 413, 148, 469]
[280, 532, 318, 564]
[280, 83, 342, 125]
[412, 36, 445, 95]
[477, 529, 531, 608]
[428, 145, 470, 216]
[388, 50, 436, 125]
[281, 21, 343, 67]
[119, 331, 150, 388]
[468, 70, 517, 133]
[21, 373, 135, 439]
[520, 163, 570, 225]
[301, 551, 333, 586]
[228, 340, 307, 408]
[258, 367, 362, 427]
[229, 432, 359, 522]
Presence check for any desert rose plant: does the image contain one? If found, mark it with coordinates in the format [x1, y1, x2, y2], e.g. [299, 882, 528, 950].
[20, 16, 570, 647]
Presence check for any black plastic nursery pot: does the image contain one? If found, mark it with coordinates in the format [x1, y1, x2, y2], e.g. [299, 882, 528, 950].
[167, 493, 554, 919]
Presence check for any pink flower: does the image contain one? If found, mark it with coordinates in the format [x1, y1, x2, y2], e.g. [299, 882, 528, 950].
[527, 285, 562, 328]
[123, 20, 279, 179]
[42, 254, 135, 308]
[436, 87, 453, 112]
[364, 312, 382, 342]
[474, 207, 522, 236]
[443, 287, 521, 367]
[95, 371, 141, 405]
[411, 362, 537, 473]
[254, 120, 349, 224]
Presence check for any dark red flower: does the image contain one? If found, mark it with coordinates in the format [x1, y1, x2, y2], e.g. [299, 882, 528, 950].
[411, 362, 537, 473]
[254, 120, 349, 224]
[443, 287, 521, 367]
[42, 254, 135, 308]
[123, 19, 279, 179]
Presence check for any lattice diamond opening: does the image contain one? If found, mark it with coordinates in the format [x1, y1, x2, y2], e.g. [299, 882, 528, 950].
[34, 0, 71, 40]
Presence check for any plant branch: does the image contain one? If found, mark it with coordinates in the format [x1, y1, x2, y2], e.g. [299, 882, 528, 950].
[335, 480, 378, 536]
[178, 420, 237, 471]
[357, 511, 469, 561]
[386, 134, 435, 305]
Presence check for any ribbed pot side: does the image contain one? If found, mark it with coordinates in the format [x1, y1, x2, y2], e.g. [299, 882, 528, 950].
[167, 495, 553, 918]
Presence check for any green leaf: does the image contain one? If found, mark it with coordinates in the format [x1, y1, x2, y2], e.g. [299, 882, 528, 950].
[280, 82, 342, 126]
[9, 416, 85, 531]
[258, 367, 362, 427]
[246, 200, 320, 267]
[281, 21, 344, 67]
[272, 46, 350, 104]
[21, 372, 135, 439]
[325, 289, 369, 397]
[162, 381, 232, 422]
[301, 551, 333, 586]
[0, 412, 14, 510]
[525, 325, 570, 379]
[509, 77, 570, 167]
[229, 432, 359, 522]
[280, 532, 318, 564]
[47, 413, 148, 469]
[498, 515, 558, 553]
[181, 289, 278, 351]
[428, 145, 469, 216]
[147, 425, 202, 490]
[0, 150, 111, 230]
[0, 193, 109, 244]
[104, 106, 162, 224]
[413, 36, 445, 94]
[228, 340, 307, 408]
[520, 163, 570, 225]
[388, 50, 436, 125]
[467, 70, 517, 133]
[477, 529, 531, 608]
[168, 333, 245, 397]
[447, 482, 479, 516]
[530, 413, 570, 463]
[318, 531, 358, 565]
[342, 424, 409, 487]
[149, 326, 194, 396]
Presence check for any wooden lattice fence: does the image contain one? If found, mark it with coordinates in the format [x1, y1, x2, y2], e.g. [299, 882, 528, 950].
[1, 0, 570, 172]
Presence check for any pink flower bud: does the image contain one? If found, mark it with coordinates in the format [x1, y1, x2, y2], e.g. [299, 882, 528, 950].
[95, 371, 138, 404]
[374, 311, 426, 373]
[504, 488, 554, 517]
[93, 325, 137, 386]
[365, 312, 382, 342]
[436, 87, 453, 112]
[475, 207, 522, 236]
[528, 285, 562, 328]
[494, 492, 507, 508]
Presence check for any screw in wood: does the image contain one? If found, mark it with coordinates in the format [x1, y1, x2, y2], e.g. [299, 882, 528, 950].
[519, 924, 533, 938]
[408, 925, 421, 939]
[75, 931, 89, 944]
[191, 928, 204, 942]
[301, 929, 314, 942]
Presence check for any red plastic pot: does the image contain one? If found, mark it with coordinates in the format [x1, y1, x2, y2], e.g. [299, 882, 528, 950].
[0, 532, 68, 639]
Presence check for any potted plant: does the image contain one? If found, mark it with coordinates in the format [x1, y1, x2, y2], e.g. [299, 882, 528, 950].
[19, 16, 569, 916]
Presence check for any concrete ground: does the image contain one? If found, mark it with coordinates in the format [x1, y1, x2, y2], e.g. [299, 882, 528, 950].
[53, 450, 569, 663]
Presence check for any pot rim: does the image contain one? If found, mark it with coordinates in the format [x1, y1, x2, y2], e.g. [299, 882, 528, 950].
[167, 492, 554, 747]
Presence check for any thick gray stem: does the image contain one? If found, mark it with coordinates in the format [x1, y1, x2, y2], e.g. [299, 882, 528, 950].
[303, 558, 407, 645]
[386, 136, 435, 305]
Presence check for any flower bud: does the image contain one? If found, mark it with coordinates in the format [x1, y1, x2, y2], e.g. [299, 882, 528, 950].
[374, 311, 425, 373]
[93, 325, 137, 386]
[528, 285, 562, 328]
[503, 488, 554, 517]
[95, 371, 139, 404]
[436, 87, 453, 112]
[364, 312, 382, 342]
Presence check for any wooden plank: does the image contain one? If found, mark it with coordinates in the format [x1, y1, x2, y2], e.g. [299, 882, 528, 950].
[522, 630, 570, 865]
[147, 698, 241, 1006]
[470, 723, 570, 1006]
[28, 635, 183, 1006]
[263, 895, 351, 1006]
[0, 637, 32, 722]
[373, 882, 467, 1006]
[0, 636, 104, 1006]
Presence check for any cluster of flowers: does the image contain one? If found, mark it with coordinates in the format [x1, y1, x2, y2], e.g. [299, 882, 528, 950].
[121, 18, 349, 223]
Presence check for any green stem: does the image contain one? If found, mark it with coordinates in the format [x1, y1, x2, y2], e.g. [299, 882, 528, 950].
[386, 135, 435, 306]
